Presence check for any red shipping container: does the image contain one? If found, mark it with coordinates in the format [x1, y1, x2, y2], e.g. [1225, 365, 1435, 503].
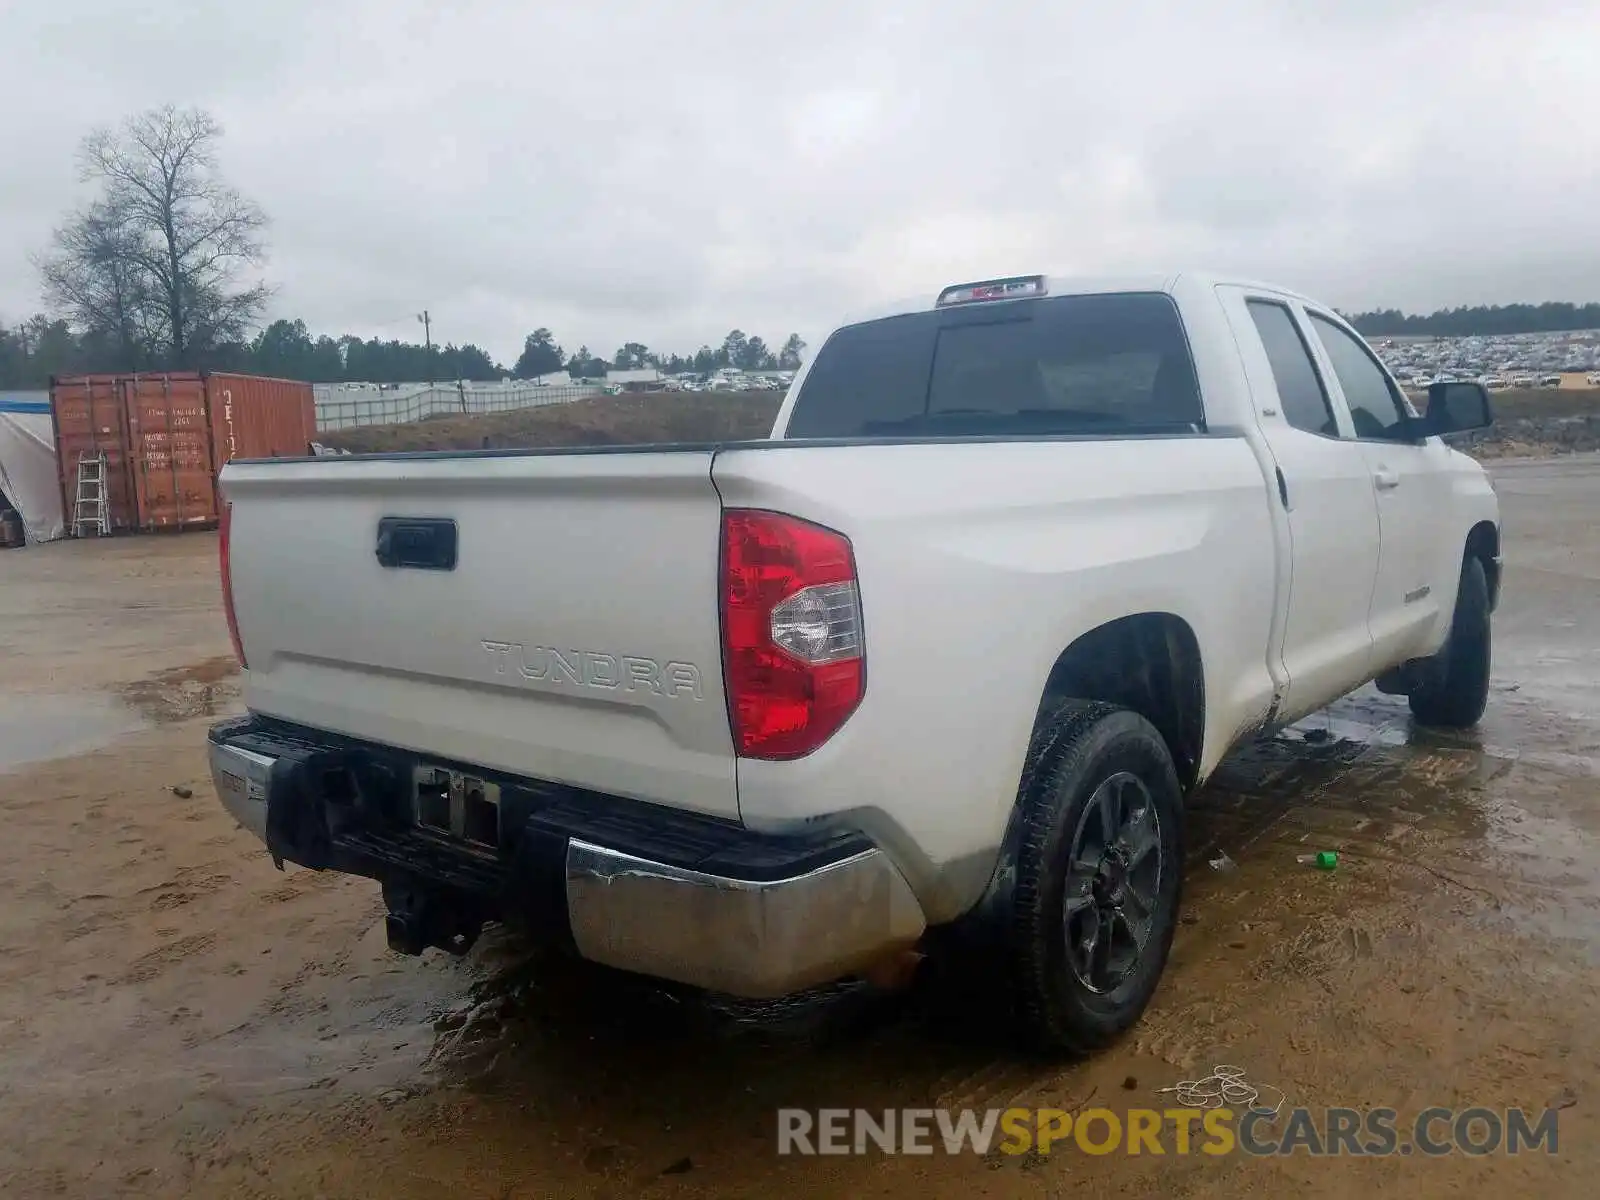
[122, 373, 217, 530]
[50, 372, 316, 534]
[50, 374, 145, 533]
[206, 372, 319, 473]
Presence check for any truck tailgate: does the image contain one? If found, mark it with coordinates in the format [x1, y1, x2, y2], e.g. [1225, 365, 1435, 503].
[221, 450, 738, 820]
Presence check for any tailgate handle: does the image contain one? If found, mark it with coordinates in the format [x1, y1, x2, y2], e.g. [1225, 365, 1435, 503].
[376, 517, 457, 570]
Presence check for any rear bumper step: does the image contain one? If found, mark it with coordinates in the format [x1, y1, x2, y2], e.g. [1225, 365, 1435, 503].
[207, 717, 925, 998]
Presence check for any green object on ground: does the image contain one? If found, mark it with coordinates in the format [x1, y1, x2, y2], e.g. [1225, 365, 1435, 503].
[1297, 850, 1339, 870]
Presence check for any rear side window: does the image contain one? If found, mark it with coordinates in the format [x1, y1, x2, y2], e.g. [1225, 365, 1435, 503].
[785, 292, 1204, 439]
[1246, 300, 1337, 437]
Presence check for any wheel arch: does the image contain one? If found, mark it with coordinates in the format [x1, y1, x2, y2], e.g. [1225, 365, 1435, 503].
[1032, 612, 1207, 791]
[939, 612, 1204, 944]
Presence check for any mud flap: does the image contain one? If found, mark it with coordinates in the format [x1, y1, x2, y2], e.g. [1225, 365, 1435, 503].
[1375, 654, 1446, 698]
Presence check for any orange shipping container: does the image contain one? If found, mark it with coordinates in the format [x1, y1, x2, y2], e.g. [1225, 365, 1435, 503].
[206, 373, 319, 473]
[121, 373, 216, 530]
[50, 374, 141, 533]
[50, 372, 316, 534]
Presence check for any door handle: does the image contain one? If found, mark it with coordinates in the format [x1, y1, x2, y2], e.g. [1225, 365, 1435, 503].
[1372, 468, 1400, 491]
[376, 516, 458, 570]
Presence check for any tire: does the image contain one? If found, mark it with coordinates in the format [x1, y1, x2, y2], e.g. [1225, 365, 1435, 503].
[1006, 700, 1184, 1055]
[1408, 556, 1491, 729]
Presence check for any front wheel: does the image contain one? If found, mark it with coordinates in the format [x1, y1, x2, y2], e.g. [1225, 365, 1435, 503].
[1409, 556, 1491, 729]
[1006, 701, 1184, 1055]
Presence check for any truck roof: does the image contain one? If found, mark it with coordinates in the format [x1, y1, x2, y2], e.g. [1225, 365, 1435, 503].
[836, 271, 1322, 331]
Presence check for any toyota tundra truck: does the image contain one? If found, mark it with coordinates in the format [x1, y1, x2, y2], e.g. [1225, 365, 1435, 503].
[208, 273, 1500, 1053]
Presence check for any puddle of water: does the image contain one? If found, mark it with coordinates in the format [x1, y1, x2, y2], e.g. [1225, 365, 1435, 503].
[1221, 689, 1600, 953]
[118, 656, 240, 725]
[0, 692, 147, 774]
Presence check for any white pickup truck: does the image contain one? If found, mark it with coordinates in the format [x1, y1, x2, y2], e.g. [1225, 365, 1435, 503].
[209, 273, 1500, 1053]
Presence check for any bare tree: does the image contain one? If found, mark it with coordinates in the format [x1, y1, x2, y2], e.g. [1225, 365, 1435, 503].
[35, 198, 154, 365]
[40, 105, 269, 367]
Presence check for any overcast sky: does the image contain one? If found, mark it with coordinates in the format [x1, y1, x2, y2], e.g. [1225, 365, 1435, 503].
[3, 0, 1598, 363]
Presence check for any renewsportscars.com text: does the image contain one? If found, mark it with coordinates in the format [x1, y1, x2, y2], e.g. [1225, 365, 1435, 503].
[777, 1106, 1560, 1157]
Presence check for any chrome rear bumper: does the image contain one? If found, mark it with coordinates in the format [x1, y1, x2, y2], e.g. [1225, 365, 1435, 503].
[210, 739, 274, 841]
[208, 734, 925, 998]
[565, 838, 925, 997]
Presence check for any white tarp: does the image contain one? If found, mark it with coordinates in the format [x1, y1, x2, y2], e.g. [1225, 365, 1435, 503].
[0, 394, 65, 544]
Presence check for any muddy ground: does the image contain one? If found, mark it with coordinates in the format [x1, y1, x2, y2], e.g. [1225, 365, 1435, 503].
[2, 455, 1599, 1198]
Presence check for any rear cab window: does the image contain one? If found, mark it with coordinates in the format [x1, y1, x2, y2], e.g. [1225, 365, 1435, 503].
[785, 292, 1205, 439]
[1245, 300, 1339, 437]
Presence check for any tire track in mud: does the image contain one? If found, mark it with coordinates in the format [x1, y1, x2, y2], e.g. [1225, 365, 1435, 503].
[117, 933, 220, 985]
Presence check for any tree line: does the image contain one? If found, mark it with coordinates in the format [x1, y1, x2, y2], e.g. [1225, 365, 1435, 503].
[1345, 303, 1600, 338]
[0, 312, 808, 391]
[513, 328, 805, 381]
[0, 314, 505, 390]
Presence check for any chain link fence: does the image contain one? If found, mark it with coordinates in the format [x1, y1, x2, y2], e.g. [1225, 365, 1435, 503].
[313, 383, 603, 431]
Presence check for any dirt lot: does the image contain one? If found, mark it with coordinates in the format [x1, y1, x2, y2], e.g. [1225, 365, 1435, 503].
[3, 455, 1599, 1198]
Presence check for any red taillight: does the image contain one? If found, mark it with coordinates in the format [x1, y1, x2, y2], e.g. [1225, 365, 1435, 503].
[219, 501, 247, 669]
[720, 509, 865, 760]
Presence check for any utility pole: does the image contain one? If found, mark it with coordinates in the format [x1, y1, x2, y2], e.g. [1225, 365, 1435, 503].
[417, 310, 433, 385]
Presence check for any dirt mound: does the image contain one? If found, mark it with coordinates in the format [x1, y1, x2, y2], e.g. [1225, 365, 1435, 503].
[1419, 386, 1600, 458]
[1467, 415, 1600, 458]
[318, 386, 1600, 460]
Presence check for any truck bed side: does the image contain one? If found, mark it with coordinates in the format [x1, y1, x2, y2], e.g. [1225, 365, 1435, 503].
[712, 435, 1279, 920]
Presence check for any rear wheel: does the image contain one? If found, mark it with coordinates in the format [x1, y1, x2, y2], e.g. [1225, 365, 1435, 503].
[1006, 701, 1184, 1054]
[1409, 556, 1491, 729]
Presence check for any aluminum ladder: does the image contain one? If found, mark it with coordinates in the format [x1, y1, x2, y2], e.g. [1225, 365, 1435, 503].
[72, 451, 111, 537]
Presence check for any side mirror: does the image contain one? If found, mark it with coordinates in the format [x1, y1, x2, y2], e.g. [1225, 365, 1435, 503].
[1418, 381, 1493, 439]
